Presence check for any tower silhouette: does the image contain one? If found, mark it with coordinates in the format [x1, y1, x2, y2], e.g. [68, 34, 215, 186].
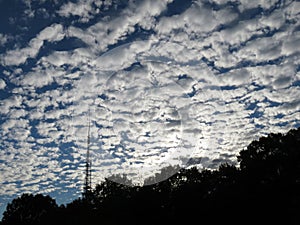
[83, 112, 92, 198]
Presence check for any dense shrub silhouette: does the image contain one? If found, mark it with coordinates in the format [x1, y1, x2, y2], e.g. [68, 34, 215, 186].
[2, 127, 300, 225]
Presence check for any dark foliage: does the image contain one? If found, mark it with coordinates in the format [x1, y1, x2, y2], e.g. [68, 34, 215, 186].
[1, 194, 58, 225]
[2, 127, 300, 225]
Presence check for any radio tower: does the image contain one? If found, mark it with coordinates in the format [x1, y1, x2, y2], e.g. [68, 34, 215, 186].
[83, 111, 92, 198]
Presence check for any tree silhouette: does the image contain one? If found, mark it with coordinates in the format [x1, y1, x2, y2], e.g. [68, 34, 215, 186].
[1, 194, 57, 225]
[2, 127, 300, 225]
[237, 128, 300, 224]
[238, 128, 300, 176]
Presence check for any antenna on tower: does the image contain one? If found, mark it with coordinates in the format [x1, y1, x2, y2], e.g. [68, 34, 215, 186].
[83, 109, 92, 198]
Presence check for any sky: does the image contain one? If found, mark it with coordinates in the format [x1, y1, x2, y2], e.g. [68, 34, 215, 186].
[0, 0, 300, 217]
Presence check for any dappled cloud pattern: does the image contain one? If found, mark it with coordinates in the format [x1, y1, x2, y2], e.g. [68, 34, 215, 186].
[0, 0, 299, 215]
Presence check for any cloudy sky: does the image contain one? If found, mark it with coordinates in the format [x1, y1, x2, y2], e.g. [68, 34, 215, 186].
[0, 0, 300, 216]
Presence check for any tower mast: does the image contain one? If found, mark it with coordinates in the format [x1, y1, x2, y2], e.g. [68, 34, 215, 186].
[83, 111, 92, 198]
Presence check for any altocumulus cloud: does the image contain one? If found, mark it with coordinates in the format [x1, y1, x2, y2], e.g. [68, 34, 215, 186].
[0, 0, 299, 217]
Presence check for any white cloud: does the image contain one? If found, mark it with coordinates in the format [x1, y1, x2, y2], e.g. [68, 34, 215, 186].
[18, 70, 53, 88]
[0, 95, 24, 115]
[282, 31, 300, 56]
[156, 1, 220, 35]
[0, 79, 6, 89]
[218, 20, 260, 46]
[238, 0, 279, 12]
[0, 33, 9, 45]
[259, 8, 286, 30]
[57, 0, 101, 23]
[1, 24, 65, 66]
[37, 23, 65, 42]
[249, 61, 297, 90]
[56, 0, 117, 23]
[66, 0, 172, 55]
[284, 1, 300, 20]
[219, 68, 252, 86]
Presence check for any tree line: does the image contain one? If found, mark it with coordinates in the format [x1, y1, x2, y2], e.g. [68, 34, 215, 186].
[1, 127, 300, 225]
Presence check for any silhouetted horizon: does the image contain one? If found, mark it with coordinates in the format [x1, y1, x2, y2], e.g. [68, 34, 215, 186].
[1, 126, 300, 225]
